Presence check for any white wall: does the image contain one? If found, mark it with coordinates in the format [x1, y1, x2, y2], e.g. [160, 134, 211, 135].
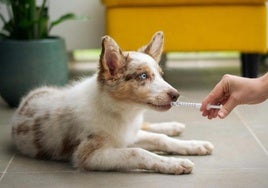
[0, 0, 106, 50]
[50, 0, 106, 50]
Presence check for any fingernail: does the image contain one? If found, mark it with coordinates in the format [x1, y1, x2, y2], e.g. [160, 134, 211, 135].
[218, 111, 225, 118]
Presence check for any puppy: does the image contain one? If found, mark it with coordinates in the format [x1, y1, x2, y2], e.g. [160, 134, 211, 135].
[11, 31, 213, 175]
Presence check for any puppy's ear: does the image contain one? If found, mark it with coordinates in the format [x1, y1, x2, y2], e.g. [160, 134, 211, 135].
[99, 36, 124, 76]
[138, 31, 164, 63]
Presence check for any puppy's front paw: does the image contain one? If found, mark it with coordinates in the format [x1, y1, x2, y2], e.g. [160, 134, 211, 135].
[165, 122, 186, 136]
[186, 141, 214, 155]
[166, 158, 194, 175]
[150, 122, 185, 136]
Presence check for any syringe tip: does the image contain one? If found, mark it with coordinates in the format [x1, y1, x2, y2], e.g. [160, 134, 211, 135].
[206, 104, 222, 110]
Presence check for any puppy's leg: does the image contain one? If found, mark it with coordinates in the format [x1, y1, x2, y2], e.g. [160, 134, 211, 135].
[133, 130, 214, 155]
[141, 122, 185, 136]
[73, 143, 194, 175]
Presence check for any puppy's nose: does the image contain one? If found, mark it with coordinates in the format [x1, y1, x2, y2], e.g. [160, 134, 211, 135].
[167, 90, 180, 102]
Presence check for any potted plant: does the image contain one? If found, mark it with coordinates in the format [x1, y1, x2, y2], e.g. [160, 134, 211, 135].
[0, 0, 80, 107]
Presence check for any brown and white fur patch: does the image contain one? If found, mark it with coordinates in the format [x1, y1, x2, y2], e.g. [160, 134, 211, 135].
[11, 31, 214, 175]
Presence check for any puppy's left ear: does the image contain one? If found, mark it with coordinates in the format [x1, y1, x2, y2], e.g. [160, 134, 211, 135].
[138, 31, 164, 63]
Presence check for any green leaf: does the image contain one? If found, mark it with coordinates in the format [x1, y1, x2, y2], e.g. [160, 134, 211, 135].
[48, 13, 87, 32]
[36, 0, 48, 38]
[39, 17, 49, 38]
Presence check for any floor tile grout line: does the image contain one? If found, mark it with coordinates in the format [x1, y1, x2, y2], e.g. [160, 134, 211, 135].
[0, 154, 16, 183]
[235, 109, 268, 156]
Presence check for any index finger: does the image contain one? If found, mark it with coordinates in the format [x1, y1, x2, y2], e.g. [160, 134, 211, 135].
[201, 81, 225, 112]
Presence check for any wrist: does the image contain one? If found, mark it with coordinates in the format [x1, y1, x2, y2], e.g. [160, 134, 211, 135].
[258, 73, 268, 100]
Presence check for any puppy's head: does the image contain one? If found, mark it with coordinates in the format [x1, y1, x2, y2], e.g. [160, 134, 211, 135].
[98, 31, 179, 111]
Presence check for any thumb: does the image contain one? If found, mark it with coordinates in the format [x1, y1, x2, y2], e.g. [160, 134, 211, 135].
[218, 99, 237, 119]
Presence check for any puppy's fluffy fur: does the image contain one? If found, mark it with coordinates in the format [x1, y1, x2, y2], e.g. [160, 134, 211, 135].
[11, 31, 213, 175]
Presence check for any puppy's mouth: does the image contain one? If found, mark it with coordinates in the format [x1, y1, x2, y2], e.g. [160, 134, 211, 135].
[147, 102, 172, 111]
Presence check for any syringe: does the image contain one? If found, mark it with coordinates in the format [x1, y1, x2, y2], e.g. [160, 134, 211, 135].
[171, 101, 222, 110]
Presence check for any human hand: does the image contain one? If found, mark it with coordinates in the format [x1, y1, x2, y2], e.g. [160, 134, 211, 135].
[200, 74, 268, 119]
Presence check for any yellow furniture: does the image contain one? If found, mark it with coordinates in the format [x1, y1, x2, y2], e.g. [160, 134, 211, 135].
[101, 0, 268, 77]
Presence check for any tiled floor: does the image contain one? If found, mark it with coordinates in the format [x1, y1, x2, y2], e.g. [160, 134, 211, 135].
[0, 58, 268, 188]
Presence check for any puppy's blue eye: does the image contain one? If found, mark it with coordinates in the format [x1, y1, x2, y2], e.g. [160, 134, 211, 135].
[139, 73, 147, 80]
